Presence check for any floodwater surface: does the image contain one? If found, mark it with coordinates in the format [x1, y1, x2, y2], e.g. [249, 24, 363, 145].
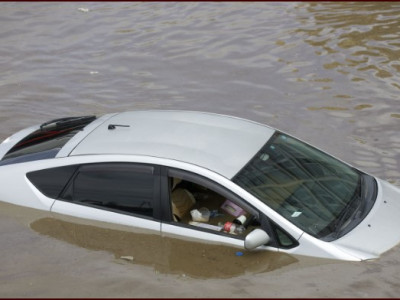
[0, 2, 399, 297]
[30, 217, 299, 279]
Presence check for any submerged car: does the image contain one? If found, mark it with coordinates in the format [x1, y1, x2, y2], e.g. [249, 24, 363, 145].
[0, 110, 399, 261]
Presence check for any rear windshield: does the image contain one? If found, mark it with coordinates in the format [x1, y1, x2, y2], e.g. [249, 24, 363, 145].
[0, 116, 96, 166]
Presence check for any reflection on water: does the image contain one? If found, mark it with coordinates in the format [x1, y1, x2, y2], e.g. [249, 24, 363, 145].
[30, 217, 297, 279]
[288, 2, 400, 188]
[308, 106, 349, 111]
[297, 2, 400, 84]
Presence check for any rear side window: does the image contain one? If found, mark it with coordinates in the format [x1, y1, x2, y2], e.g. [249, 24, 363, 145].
[27, 165, 79, 199]
[61, 163, 158, 218]
[0, 116, 96, 166]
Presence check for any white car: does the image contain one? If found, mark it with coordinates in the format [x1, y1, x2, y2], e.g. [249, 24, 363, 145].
[0, 110, 399, 261]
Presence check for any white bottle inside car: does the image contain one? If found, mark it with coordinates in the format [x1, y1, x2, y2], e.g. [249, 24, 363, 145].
[233, 215, 247, 226]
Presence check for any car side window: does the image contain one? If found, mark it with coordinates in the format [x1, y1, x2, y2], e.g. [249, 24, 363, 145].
[167, 170, 263, 239]
[272, 224, 299, 248]
[60, 163, 158, 218]
[27, 165, 79, 199]
[165, 168, 298, 249]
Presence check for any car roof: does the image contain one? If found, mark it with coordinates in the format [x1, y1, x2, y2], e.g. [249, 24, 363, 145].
[70, 110, 275, 179]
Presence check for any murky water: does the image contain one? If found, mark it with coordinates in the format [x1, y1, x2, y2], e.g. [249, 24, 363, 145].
[30, 217, 298, 279]
[0, 2, 399, 297]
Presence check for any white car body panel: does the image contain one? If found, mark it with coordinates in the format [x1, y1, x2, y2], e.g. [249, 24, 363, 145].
[161, 222, 279, 253]
[333, 179, 400, 259]
[51, 200, 160, 232]
[285, 232, 362, 261]
[0, 124, 40, 160]
[69, 110, 275, 179]
[161, 223, 244, 247]
[0, 162, 55, 210]
[56, 113, 118, 158]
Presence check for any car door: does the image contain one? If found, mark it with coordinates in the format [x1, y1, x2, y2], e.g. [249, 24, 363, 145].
[30, 162, 162, 232]
[160, 167, 297, 251]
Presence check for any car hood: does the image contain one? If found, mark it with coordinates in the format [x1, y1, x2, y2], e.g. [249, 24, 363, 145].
[333, 178, 400, 260]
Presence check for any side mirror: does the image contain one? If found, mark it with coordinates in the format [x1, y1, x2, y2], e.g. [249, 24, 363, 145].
[244, 229, 270, 250]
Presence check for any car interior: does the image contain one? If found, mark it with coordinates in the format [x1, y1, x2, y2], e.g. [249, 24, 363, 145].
[169, 176, 261, 237]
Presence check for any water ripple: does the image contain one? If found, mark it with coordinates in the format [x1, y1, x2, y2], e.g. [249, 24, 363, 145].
[0, 2, 398, 184]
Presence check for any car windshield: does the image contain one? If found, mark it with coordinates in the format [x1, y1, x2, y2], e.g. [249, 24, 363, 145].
[233, 132, 375, 240]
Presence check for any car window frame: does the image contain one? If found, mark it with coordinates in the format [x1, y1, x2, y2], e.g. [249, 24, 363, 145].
[56, 162, 162, 221]
[160, 166, 290, 247]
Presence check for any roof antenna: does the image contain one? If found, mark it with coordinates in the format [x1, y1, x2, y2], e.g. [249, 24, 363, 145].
[108, 124, 130, 130]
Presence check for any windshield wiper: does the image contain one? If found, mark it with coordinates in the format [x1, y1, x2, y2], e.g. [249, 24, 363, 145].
[332, 176, 363, 238]
[40, 115, 96, 131]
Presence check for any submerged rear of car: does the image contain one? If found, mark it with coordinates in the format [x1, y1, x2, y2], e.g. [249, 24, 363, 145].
[0, 110, 399, 261]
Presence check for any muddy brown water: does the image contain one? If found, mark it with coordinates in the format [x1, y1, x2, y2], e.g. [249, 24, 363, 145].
[0, 2, 400, 297]
[29, 217, 299, 279]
